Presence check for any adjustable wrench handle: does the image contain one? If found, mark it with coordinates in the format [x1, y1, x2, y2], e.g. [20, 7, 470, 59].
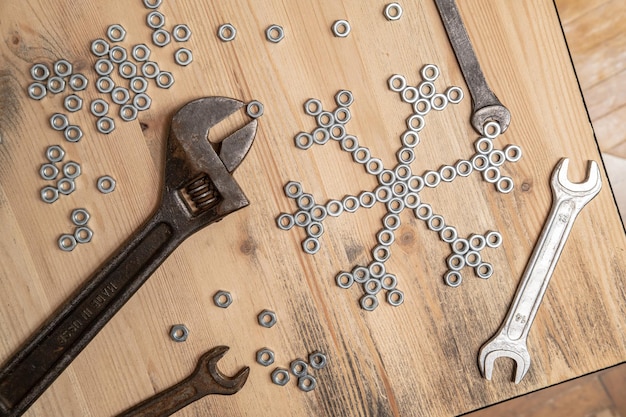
[0, 205, 184, 417]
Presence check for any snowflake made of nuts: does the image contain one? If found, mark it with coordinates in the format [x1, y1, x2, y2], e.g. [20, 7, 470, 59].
[276, 64, 522, 311]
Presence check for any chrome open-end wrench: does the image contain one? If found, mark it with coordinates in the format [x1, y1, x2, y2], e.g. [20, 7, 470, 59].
[434, 0, 511, 135]
[0, 97, 258, 417]
[479, 158, 602, 383]
[118, 346, 249, 417]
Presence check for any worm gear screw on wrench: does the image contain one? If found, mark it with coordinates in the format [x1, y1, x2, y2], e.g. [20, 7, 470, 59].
[479, 158, 602, 383]
[118, 346, 250, 417]
[435, 0, 511, 135]
[0, 97, 259, 417]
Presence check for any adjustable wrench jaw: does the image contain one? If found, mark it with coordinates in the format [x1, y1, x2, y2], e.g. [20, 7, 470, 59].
[161, 97, 258, 234]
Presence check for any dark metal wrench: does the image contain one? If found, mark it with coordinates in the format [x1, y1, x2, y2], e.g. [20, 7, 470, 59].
[434, 0, 511, 135]
[479, 158, 602, 383]
[118, 346, 250, 417]
[0, 97, 258, 417]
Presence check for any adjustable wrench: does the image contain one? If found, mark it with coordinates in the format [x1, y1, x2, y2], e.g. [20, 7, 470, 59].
[479, 158, 602, 383]
[118, 346, 249, 417]
[434, 0, 511, 135]
[0, 97, 258, 416]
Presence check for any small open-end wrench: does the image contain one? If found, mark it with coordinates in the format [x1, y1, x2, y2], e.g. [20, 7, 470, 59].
[0, 97, 258, 417]
[434, 0, 511, 135]
[479, 158, 602, 383]
[118, 346, 250, 417]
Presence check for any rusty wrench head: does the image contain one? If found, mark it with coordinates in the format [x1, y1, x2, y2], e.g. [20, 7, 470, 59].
[193, 346, 250, 395]
[163, 96, 258, 227]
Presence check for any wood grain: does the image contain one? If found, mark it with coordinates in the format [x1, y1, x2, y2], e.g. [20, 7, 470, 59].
[0, 1, 625, 416]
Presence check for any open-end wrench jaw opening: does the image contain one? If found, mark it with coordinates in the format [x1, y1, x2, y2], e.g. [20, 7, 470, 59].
[200, 346, 250, 395]
[554, 158, 602, 196]
[478, 337, 531, 384]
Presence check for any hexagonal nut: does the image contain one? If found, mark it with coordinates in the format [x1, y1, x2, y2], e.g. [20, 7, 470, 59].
[308, 350, 328, 370]
[41, 186, 59, 204]
[63, 161, 81, 179]
[298, 374, 317, 392]
[71, 208, 90, 226]
[271, 368, 290, 386]
[107, 24, 127, 42]
[64, 94, 83, 112]
[213, 290, 233, 308]
[256, 348, 275, 366]
[257, 309, 277, 328]
[169, 324, 188, 342]
[53, 59, 73, 77]
[290, 358, 308, 377]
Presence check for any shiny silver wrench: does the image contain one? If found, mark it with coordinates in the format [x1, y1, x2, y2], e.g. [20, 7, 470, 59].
[434, 0, 511, 135]
[479, 158, 602, 383]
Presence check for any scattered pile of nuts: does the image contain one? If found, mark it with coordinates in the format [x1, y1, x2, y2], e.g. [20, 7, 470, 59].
[58, 208, 93, 251]
[270, 350, 328, 392]
[39, 145, 81, 204]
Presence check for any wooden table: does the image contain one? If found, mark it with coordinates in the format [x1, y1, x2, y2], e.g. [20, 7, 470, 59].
[1, 1, 625, 416]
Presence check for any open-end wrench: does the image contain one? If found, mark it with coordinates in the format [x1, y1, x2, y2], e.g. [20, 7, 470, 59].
[479, 158, 602, 383]
[118, 346, 249, 417]
[0, 97, 259, 417]
[434, 0, 511, 135]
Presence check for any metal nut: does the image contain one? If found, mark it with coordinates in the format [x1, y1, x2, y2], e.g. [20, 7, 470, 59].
[39, 163, 59, 181]
[147, 11, 165, 29]
[58, 234, 77, 252]
[290, 359, 308, 377]
[96, 117, 115, 134]
[298, 375, 317, 392]
[74, 226, 93, 244]
[265, 24, 284, 43]
[152, 29, 171, 47]
[308, 351, 328, 370]
[62, 161, 81, 179]
[156, 71, 174, 89]
[119, 61, 137, 79]
[28, 82, 47, 100]
[64, 94, 83, 112]
[169, 324, 188, 342]
[71, 208, 90, 226]
[91, 38, 110, 57]
[97, 175, 116, 193]
[46, 145, 65, 163]
[271, 368, 290, 386]
[172, 24, 192, 42]
[257, 309, 277, 328]
[50, 113, 69, 131]
[213, 290, 233, 308]
[174, 48, 193, 66]
[217, 23, 236, 42]
[69, 73, 88, 91]
[332, 20, 351, 38]
[107, 24, 126, 42]
[31, 63, 50, 81]
[47, 76, 66, 94]
[133, 93, 152, 111]
[64, 125, 83, 143]
[143, 0, 162, 9]
[256, 348, 275, 366]
[53, 59, 72, 77]
[41, 186, 59, 204]
[57, 178, 76, 195]
[132, 44, 151, 62]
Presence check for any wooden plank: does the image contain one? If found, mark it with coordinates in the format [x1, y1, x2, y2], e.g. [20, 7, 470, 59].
[0, 1, 625, 416]
[593, 108, 626, 154]
[463, 374, 613, 417]
[582, 70, 626, 121]
[600, 363, 626, 417]
[554, 0, 610, 24]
